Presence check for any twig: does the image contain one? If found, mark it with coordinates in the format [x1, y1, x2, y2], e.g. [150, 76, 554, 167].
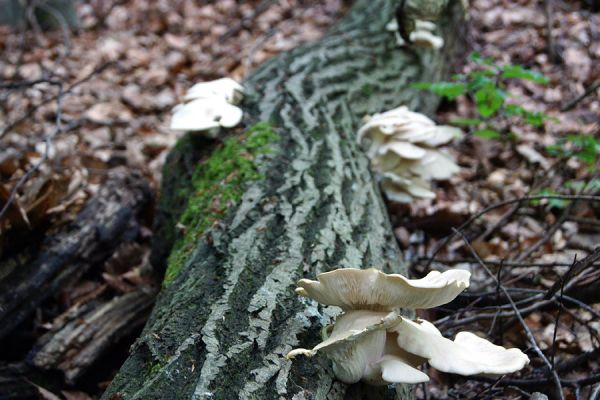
[474, 202, 521, 243]
[423, 194, 600, 269]
[0, 78, 62, 90]
[0, 81, 64, 221]
[556, 344, 600, 374]
[513, 201, 574, 262]
[470, 374, 600, 389]
[453, 228, 566, 400]
[219, 0, 275, 43]
[545, 247, 600, 299]
[417, 256, 600, 268]
[0, 62, 113, 139]
[589, 383, 600, 400]
[544, 0, 560, 63]
[561, 79, 600, 111]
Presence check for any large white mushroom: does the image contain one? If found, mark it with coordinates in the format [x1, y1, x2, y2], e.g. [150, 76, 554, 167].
[392, 317, 530, 375]
[295, 268, 470, 311]
[357, 106, 462, 203]
[170, 77, 245, 135]
[287, 311, 428, 385]
[288, 267, 530, 386]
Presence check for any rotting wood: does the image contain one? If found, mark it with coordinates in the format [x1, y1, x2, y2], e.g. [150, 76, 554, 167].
[0, 167, 153, 340]
[102, 0, 467, 399]
[30, 289, 156, 384]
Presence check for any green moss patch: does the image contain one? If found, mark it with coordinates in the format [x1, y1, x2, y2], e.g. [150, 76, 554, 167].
[163, 123, 280, 285]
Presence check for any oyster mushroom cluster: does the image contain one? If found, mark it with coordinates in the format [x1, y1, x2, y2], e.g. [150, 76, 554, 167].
[170, 78, 245, 136]
[386, 18, 444, 49]
[357, 106, 462, 203]
[287, 268, 529, 386]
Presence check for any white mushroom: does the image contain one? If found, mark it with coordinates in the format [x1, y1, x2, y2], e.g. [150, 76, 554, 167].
[410, 30, 444, 49]
[170, 98, 243, 133]
[357, 106, 462, 203]
[184, 77, 245, 104]
[295, 268, 470, 311]
[362, 333, 429, 385]
[386, 18, 444, 49]
[392, 317, 530, 375]
[287, 311, 428, 385]
[288, 267, 530, 386]
[170, 78, 245, 133]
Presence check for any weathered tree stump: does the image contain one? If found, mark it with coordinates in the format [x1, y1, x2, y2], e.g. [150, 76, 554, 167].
[103, 0, 466, 399]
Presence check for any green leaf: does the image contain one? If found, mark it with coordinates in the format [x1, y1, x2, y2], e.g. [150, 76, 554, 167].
[474, 129, 501, 139]
[524, 111, 545, 127]
[469, 52, 494, 66]
[531, 189, 569, 208]
[585, 179, 600, 191]
[501, 65, 549, 84]
[450, 118, 482, 126]
[412, 81, 468, 100]
[545, 144, 568, 157]
[566, 134, 599, 165]
[475, 84, 505, 117]
[504, 104, 526, 117]
[503, 104, 546, 127]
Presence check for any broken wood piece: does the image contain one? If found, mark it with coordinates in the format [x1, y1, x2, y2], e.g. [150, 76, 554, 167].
[30, 289, 156, 383]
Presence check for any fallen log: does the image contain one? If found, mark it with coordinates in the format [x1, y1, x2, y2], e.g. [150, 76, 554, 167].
[0, 167, 153, 340]
[103, 0, 467, 399]
[29, 289, 156, 384]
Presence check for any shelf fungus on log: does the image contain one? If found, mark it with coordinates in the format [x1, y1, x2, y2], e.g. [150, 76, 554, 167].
[295, 267, 470, 311]
[357, 106, 462, 203]
[170, 78, 245, 135]
[288, 268, 529, 386]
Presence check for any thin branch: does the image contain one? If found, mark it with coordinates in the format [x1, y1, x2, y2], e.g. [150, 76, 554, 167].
[0, 81, 64, 221]
[0, 62, 113, 139]
[423, 194, 600, 269]
[453, 228, 565, 400]
[545, 247, 600, 299]
[417, 256, 600, 269]
[561, 79, 600, 111]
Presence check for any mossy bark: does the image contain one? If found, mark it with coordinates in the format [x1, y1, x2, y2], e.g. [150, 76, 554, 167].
[102, 0, 466, 399]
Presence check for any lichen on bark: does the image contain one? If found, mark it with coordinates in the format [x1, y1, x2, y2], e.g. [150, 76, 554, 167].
[163, 123, 280, 285]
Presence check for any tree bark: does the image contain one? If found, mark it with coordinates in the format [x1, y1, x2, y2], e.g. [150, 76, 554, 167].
[102, 0, 466, 399]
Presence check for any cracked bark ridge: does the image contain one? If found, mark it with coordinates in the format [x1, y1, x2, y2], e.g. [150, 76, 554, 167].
[102, 0, 466, 399]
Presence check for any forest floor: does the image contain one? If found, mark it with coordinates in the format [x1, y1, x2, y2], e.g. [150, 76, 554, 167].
[0, 0, 599, 399]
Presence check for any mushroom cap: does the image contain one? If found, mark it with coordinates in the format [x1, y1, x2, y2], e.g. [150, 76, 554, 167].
[364, 355, 430, 385]
[295, 268, 470, 311]
[410, 30, 444, 49]
[414, 20, 437, 32]
[357, 106, 435, 144]
[287, 311, 400, 384]
[403, 149, 460, 181]
[185, 77, 245, 104]
[286, 311, 430, 385]
[362, 332, 429, 385]
[381, 172, 436, 199]
[392, 318, 530, 375]
[378, 141, 427, 160]
[170, 98, 243, 132]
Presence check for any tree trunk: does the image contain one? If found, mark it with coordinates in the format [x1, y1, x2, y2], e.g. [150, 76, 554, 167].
[0, 0, 78, 29]
[102, 0, 467, 399]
